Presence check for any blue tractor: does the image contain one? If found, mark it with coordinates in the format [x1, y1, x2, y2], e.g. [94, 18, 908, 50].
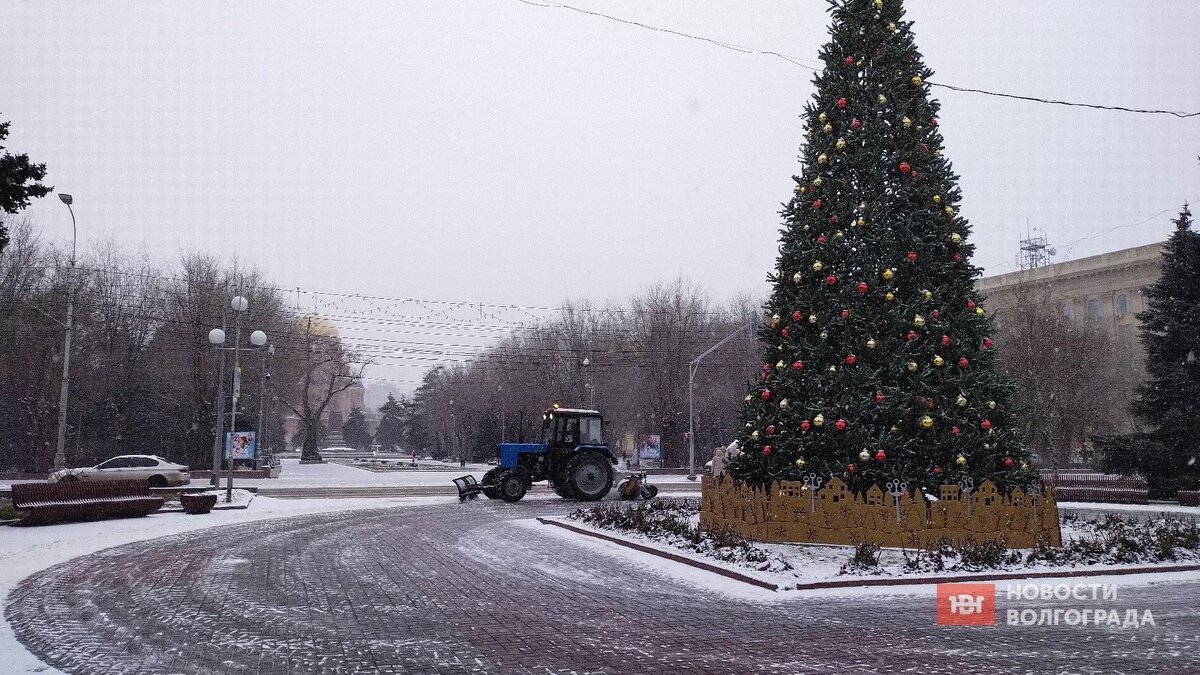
[454, 406, 617, 503]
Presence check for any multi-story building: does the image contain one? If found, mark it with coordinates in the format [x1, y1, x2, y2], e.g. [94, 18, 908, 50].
[975, 241, 1164, 436]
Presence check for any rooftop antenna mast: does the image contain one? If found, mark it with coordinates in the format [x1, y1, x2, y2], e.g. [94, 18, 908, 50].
[1018, 225, 1056, 270]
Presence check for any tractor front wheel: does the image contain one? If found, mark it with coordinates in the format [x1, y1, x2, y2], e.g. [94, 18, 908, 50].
[498, 470, 528, 503]
[565, 452, 614, 501]
[481, 468, 502, 499]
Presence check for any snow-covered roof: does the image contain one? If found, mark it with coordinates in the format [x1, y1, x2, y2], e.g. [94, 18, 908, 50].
[549, 408, 602, 415]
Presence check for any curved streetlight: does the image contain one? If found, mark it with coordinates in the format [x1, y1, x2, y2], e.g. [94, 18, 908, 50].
[52, 193, 77, 470]
[209, 296, 267, 501]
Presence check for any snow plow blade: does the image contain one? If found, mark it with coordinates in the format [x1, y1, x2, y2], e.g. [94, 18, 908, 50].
[453, 475, 483, 501]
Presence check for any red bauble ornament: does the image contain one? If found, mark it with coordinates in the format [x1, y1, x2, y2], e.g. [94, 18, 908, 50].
[835, 419, 848, 432]
[761, 372, 768, 381]
[836, 97, 847, 109]
[899, 161, 911, 174]
[781, 328, 790, 338]
[906, 251, 919, 262]
[856, 282, 869, 294]
[927, 399, 935, 409]
[933, 466, 942, 474]
[950, 426, 960, 436]
[766, 425, 776, 436]
[921, 143, 929, 153]
[958, 357, 970, 369]
[847, 463, 857, 474]
[940, 335, 951, 347]
[829, 215, 839, 224]
[930, 118, 938, 127]
[874, 450, 886, 462]
[906, 331, 917, 341]
[762, 445, 772, 456]
[845, 354, 857, 366]
[817, 234, 827, 244]
[792, 360, 805, 371]
[983, 338, 993, 350]
[873, 392, 885, 404]
[915, 396, 926, 406]
[850, 118, 862, 131]
[826, 274, 838, 286]
[967, 299, 977, 310]
[761, 390, 772, 401]
[1003, 456, 1014, 468]
[981, 419, 992, 431]
[791, 310, 802, 322]
[813, 199, 823, 210]
[800, 420, 812, 432]
[841, 309, 850, 319]
[952, 253, 963, 262]
[844, 56, 855, 66]
[931, 310, 941, 320]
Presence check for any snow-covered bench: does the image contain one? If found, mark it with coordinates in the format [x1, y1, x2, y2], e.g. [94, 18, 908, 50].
[10, 479, 164, 525]
[1042, 472, 1148, 505]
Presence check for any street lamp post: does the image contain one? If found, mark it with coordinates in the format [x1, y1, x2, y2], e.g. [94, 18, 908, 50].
[52, 193, 77, 470]
[208, 324, 228, 487]
[687, 319, 756, 480]
[209, 296, 267, 502]
[582, 356, 593, 408]
[256, 344, 275, 469]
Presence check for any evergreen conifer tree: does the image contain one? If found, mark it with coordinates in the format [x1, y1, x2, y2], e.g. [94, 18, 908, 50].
[375, 394, 407, 452]
[727, 0, 1035, 494]
[341, 407, 373, 451]
[1102, 203, 1200, 495]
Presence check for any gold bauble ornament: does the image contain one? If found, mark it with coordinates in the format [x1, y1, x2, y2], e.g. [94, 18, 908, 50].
[836, 137, 847, 150]
[798, 186, 807, 194]
[818, 154, 829, 165]
[920, 415, 934, 429]
[890, 425, 900, 433]
[913, 314, 926, 327]
[819, 112, 828, 123]
[976, 307, 985, 316]
[808, 314, 818, 324]
[933, 195, 942, 204]
[988, 400, 997, 409]
[744, 394, 753, 402]
[907, 361, 918, 372]
[885, 291, 895, 301]
[944, 206, 955, 216]
[780, 398, 790, 410]
[823, 124, 834, 134]
[950, 233, 962, 244]
[793, 271, 803, 284]
[867, 338, 877, 349]
[776, 360, 786, 370]
[933, 355, 944, 367]
[814, 177, 824, 186]
[834, 230, 845, 239]
[888, 21, 897, 31]
[882, 268, 895, 281]
[751, 430, 760, 440]
[874, 0, 883, 9]
[956, 395, 968, 407]
[922, 289, 933, 301]
[878, 94, 888, 105]
[813, 414, 825, 427]
[856, 216, 866, 227]
[859, 449, 871, 461]
[1021, 461, 1029, 470]
[911, 75, 923, 86]
[956, 454, 967, 466]
[795, 458, 806, 468]
[806, 129, 815, 140]
[772, 313, 781, 324]
[902, 116, 912, 128]
[812, 261, 824, 271]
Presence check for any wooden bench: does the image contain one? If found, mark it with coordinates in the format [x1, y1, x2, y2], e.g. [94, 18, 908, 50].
[10, 479, 165, 525]
[1041, 471, 1149, 505]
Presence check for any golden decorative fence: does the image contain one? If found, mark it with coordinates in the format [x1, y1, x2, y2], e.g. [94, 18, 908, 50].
[699, 475, 1061, 548]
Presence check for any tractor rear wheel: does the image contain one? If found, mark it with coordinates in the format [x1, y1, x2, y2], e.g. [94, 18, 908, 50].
[498, 470, 528, 503]
[480, 468, 502, 499]
[565, 451, 613, 501]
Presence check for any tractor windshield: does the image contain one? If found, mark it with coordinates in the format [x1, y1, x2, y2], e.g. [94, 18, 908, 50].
[579, 416, 603, 444]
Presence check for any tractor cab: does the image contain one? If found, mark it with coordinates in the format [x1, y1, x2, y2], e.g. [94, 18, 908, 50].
[542, 407, 605, 449]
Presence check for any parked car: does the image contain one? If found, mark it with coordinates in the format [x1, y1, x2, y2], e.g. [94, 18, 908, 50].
[49, 455, 191, 488]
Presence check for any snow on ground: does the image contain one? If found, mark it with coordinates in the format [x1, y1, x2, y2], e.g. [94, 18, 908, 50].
[0, 494, 454, 674]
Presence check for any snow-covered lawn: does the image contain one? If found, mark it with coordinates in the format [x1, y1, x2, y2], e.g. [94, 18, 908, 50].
[554, 502, 1200, 592]
[0, 494, 454, 674]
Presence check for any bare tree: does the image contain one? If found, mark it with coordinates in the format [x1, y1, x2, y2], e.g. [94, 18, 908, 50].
[279, 316, 368, 461]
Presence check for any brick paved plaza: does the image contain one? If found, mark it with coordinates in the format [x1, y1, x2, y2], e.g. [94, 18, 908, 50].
[6, 500, 1200, 674]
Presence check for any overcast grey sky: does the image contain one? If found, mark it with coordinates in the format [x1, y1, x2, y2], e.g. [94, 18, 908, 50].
[3, 0, 1198, 392]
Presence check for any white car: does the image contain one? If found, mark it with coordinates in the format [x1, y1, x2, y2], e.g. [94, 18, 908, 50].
[49, 455, 192, 488]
